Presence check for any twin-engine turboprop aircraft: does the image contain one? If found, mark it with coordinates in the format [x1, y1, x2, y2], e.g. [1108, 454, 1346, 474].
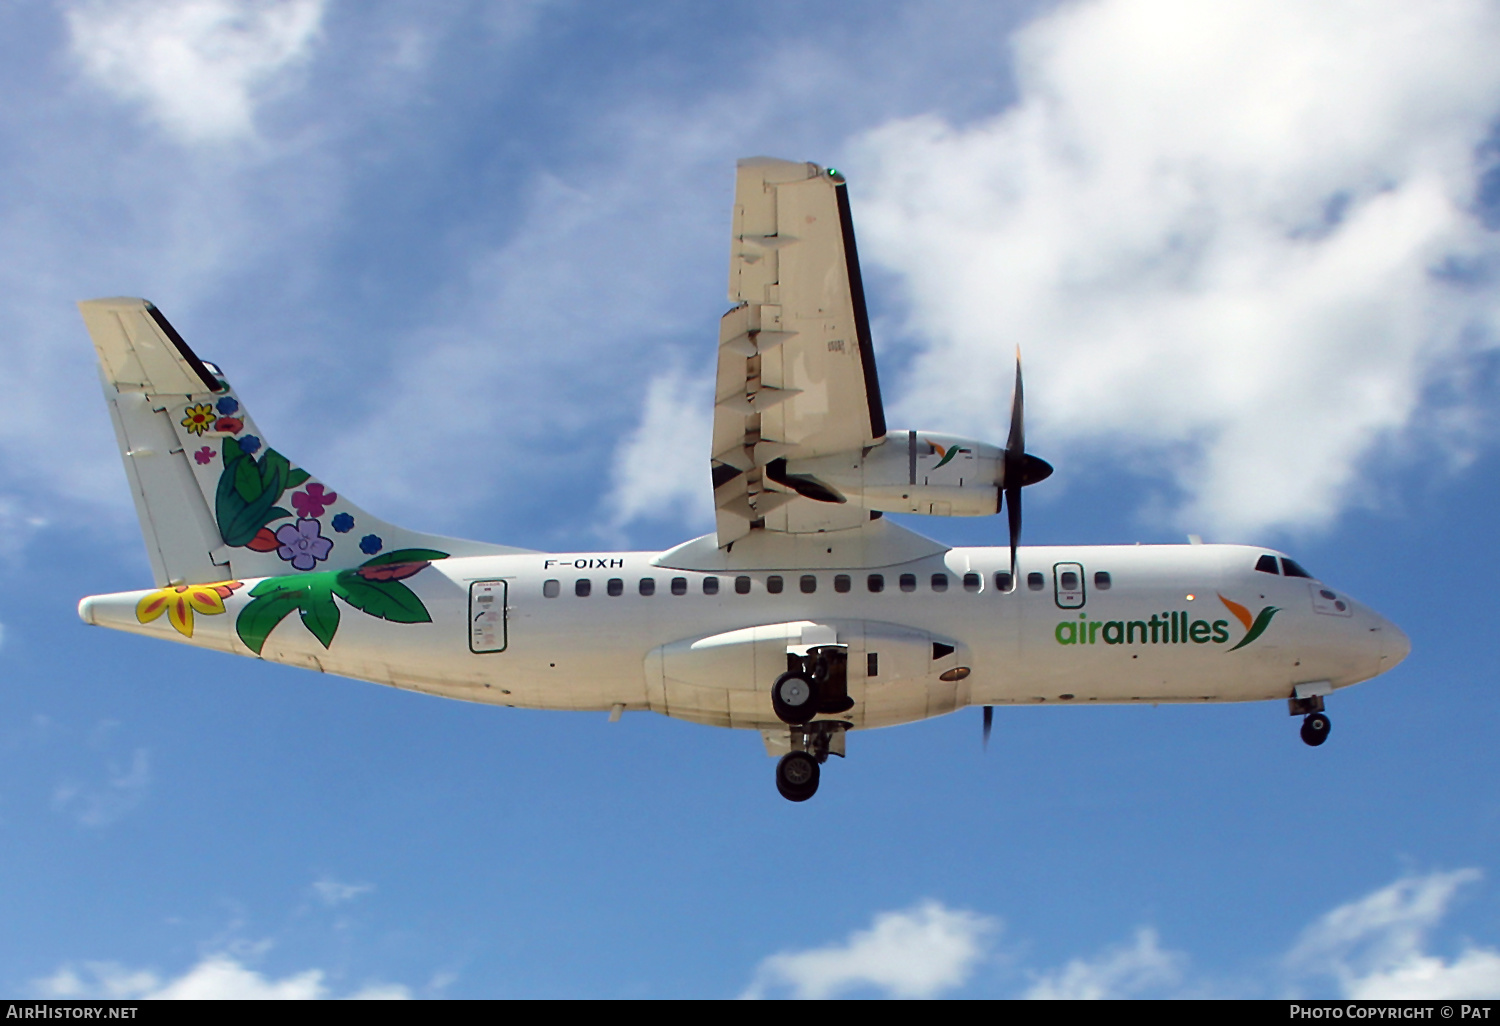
[77, 157, 1409, 801]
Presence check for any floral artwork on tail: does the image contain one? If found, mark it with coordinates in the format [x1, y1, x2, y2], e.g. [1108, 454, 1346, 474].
[235, 549, 450, 654]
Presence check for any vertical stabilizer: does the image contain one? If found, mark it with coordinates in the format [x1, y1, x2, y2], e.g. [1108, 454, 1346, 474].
[81, 298, 534, 587]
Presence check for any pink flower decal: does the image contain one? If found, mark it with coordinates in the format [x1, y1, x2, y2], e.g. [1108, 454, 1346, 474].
[291, 483, 337, 519]
[194, 446, 216, 465]
[275, 518, 333, 571]
[214, 416, 243, 434]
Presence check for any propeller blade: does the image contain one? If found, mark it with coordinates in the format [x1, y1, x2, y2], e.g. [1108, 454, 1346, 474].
[1005, 352, 1024, 456]
[1004, 350, 1026, 580]
[982, 705, 994, 751]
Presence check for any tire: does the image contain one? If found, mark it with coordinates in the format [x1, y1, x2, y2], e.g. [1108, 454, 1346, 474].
[776, 751, 820, 802]
[1300, 712, 1331, 747]
[771, 672, 819, 724]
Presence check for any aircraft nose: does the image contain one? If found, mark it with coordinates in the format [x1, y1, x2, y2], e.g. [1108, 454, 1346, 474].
[1380, 618, 1411, 670]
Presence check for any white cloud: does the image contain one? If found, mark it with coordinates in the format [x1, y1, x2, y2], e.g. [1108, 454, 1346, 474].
[607, 368, 715, 533]
[1024, 927, 1184, 999]
[65, 0, 326, 144]
[1288, 868, 1500, 999]
[311, 877, 374, 906]
[52, 747, 150, 827]
[741, 900, 997, 999]
[855, 0, 1500, 537]
[35, 954, 410, 1000]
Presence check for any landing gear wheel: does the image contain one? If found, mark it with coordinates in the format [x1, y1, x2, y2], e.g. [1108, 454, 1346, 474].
[776, 751, 820, 802]
[1301, 712, 1331, 747]
[771, 672, 819, 724]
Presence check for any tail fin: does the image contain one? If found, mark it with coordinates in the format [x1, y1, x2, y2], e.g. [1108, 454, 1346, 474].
[80, 297, 534, 587]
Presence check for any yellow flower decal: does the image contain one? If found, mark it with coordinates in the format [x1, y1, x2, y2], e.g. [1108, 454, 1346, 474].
[181, 403, 216, 436]
[136, 581, 243, 638]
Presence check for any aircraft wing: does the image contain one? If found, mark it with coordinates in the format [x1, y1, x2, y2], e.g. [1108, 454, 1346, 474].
[712, 158, 888, 546]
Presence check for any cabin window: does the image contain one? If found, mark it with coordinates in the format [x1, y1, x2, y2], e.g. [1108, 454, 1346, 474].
[767, 575, 784, 594]
[735, 575, 752, 595]
[671, 577, 687, 595]
[638, 578, 655, 596]
[1281, 557, 1314, 579]
[1027, 572, 1045, 591]
[703, 576, 720, 595]
[994, 572, 1013, 592]
[543, 579, 560, 598]
[606, 578, 623, 597]
[1094, 571, 1111, 590]
[1255, 554, 1280, 575]
[931, 573, 949, 592]
[801, 575, 817, 594]
[963, 572, 981, 592]
[900, 573, 917, 592]
[834, 574, 852, 594]
[868, 573, 885, 593]
[575, 579, 591, 597]
[1059, 570, 1079, 591]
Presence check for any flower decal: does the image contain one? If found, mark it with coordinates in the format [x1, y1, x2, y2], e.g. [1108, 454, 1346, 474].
[359, 534, 383, 555]
[238, 435, 261, 455]
[214, 416, 243, 434]
[275, 518, 333, 571]
[331, 512, 354, 533]
[136, 581, 243, 637]
[181, 404, 216, 436]
[194, 446, 215, 465]
[291, 483, 337, 519]
[215, 397, 240, 415]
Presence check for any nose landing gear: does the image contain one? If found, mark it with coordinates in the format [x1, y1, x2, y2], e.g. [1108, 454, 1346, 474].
[1300, 711, 1331, 747]
[1290, 694, 1331, 747]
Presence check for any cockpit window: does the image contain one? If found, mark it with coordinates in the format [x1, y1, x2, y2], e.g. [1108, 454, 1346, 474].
[1255, 554, 1280, 575]
[1281, 557, 1315, 579]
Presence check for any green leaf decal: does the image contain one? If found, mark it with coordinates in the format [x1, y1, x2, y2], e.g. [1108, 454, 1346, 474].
[360, 548, 450, 567]
[286, 469, 311, 489]
[235, 589, 303, 655]
[214, 444, 302, 547]
[333, 574, 432, 623]
[234, 454, 263, 504]
[237, 559, 439, 652]
[1228, 606, 1280, 651]
[299, 588, 341, 649]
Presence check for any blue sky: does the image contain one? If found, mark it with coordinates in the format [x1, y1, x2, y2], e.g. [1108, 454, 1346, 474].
[3, 0, 1500, 999]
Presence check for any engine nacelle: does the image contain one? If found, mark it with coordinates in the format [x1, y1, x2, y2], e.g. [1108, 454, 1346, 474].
[776, 430, 1003, 516]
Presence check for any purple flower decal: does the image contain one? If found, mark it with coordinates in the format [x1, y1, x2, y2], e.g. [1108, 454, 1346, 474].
[292, 483, 337, 519]
[359, 534, 383, 555]
[216, 396, 240, 415]
[239, 435, 261, 455]
[331, 512, 354, 533]
[193, 446, 215, 465]
[275, 518, 333, 571]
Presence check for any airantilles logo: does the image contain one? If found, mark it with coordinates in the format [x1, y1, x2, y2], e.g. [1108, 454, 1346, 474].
[1054, 594, 1280, 651]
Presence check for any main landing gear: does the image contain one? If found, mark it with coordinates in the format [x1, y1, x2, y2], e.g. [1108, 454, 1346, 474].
[771, 646, 853, 802]
[1290, 695, 1332, 747]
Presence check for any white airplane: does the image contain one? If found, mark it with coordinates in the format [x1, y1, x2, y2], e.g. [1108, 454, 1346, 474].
[77, 157, 1409, 801]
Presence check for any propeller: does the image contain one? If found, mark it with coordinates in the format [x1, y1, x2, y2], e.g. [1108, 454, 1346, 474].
[1000, 349, 1053, 583]
[982, 705, 993, 751]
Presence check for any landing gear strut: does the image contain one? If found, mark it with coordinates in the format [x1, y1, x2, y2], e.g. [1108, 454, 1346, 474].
[1289, 694, 1331, 747]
